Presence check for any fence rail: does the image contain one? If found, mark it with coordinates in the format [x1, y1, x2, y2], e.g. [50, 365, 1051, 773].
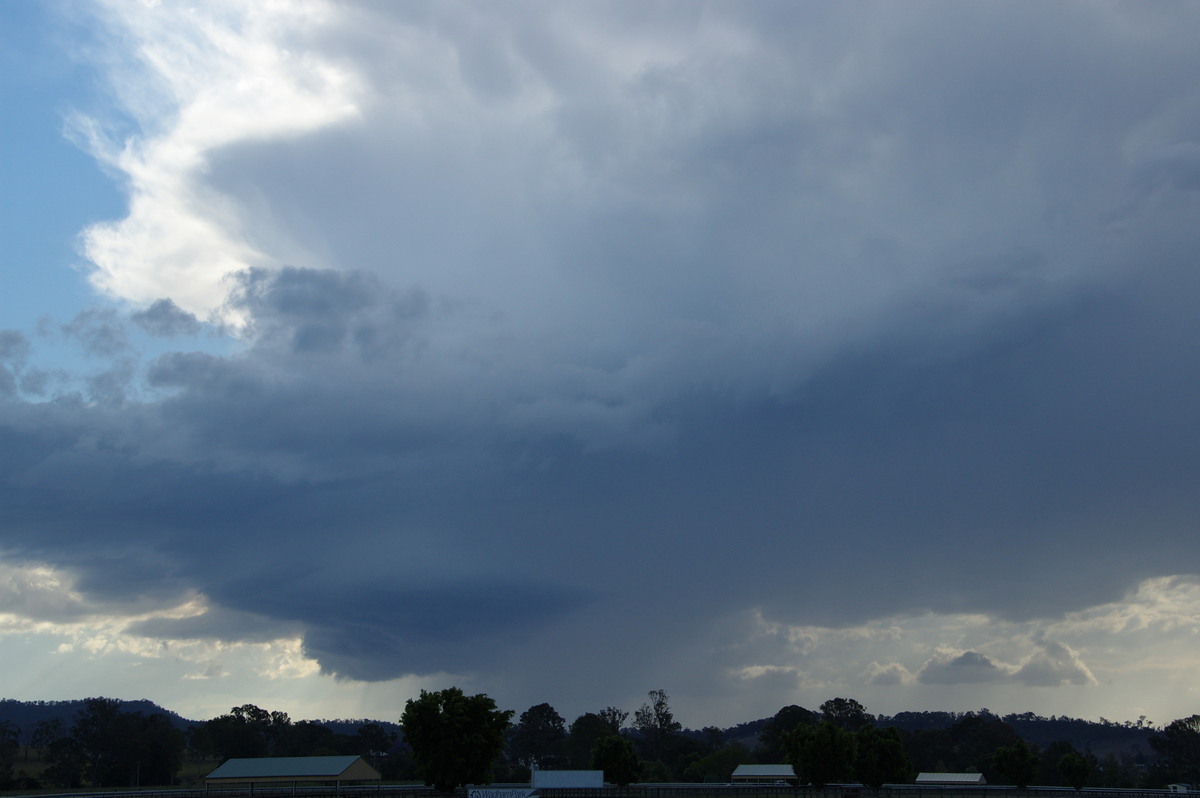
[539, 787, 1185, 798]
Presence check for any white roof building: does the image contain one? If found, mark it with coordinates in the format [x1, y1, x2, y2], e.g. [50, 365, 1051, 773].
[731, 764, 797, 783]
[915, 772, 987, 785]
[205, 755, 381, 788]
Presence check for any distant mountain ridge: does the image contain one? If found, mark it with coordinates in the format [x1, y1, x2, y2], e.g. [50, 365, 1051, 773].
[878, 710, 1157, 760]
[0, 698, 194, 740]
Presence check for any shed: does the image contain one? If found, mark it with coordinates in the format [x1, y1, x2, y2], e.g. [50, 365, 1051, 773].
[532, 770, 605, 789]
[915, 773, 987, 786]
[205, 755, 381, 792]
[731, 764, 797, 784]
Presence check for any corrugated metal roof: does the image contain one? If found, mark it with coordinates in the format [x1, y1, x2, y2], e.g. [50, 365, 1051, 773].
[732, 765, 795, 778]
[532, 771, 605, 789]
[207, 756, 373, 781]
[916, 773, 987, 784]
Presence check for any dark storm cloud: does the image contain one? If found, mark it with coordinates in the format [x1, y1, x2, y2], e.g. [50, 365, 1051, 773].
[0, 331, 29, 397]
[260, 581, 591, 680]
[127, 606, 304, 644]
[131, 298, 202, 337]
[9, 0, 1200, 717]
[8, 254, 1200, 693]
[227, 267, 430, 358]
[58, 307, 129, 358]
[0, 330, 30, 362]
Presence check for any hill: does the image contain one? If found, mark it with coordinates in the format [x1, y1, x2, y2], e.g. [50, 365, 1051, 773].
[0, 698, 194, 741]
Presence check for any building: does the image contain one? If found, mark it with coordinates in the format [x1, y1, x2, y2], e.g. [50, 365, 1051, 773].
[731, 764, 798, 785]
[205, 755, 381, 793]
[915, 773, 987, 786]
[532, 770, 605, 789]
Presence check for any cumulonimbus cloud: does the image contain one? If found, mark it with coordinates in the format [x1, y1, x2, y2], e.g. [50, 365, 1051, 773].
[5, 0, 1200, 724]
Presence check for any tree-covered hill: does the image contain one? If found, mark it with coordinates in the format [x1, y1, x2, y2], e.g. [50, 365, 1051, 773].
[0, 698, 193, 741]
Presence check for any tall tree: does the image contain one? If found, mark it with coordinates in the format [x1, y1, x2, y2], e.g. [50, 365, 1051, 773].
[400, 687, 513, 792]
[1151, 715, 1200, 784]
[599, 706, 629, 734]
[0, 721, 18, 787]
[509, 703, 567, 770]
[1058, 751, 1091, 790]
[50, 699, 185, 787]
[355, 721, 397, 772]
[592, 734, 643, 787]
[124, 713, 186, 786]
[567, 713, 616, 769]
[759, 705, 817, 763]
[30, 719, 64, 761]
[42, 735, 86, 788]
[633, 689, 682, 765]
[855, 726, 912, 788]
[990, 740, 1039, 788]
[820, 698, 874, 732]
[683, 742, 753, 783]
[71, 698, 123, 786]
[786, 721, 857, 787]
[905, 712, 1021, 774]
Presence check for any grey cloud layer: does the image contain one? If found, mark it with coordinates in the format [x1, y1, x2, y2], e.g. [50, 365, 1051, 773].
[4, 0, 1200, 716]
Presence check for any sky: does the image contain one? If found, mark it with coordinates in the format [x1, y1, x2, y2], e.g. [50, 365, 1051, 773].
[2, 0, 1200, 731]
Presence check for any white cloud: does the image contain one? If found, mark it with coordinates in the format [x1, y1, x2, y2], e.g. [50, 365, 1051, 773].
[0, 556, 314, 681]
[1012, 640, 1096, 687]
[76, 0, 361, 317]
[694, 577, 1192, 723]
[74, 0, 1172, 382]
[865, 662, 914, 686]
[917, 649, 1008, 685]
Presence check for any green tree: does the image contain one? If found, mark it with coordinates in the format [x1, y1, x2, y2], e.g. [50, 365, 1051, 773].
[786, 721, 856, 787]
[759, 705, 817, 763]
[355, 722, 396, 756]
[278, 720, 344, 757]
[125, 713, 186, 786]
[990, 740, 1039, 788]
[0, 721, 18, 787]
[197, 705, 270, 759]
[355, 722, 397, 773]
[72, 697, 123, 785]
[30, 719, 65, 760]
[682, 741, 753, 783]
[57, 699, 184, 787]
[820, 698, 874, 732]
[567, 713, 617, 769]
[1094, 751, 1135, 788]
[905, 712, 1021, 774]
[855, 726, 912, 788]
[1035, 741, 1080, 786]
[599, 706, 629, 734]
[633, 689, 682, 766]
[509, 703, 567, 769]
[42, 735, 86, 788]
[400, 687, 513, 792]
[1151, 715, 1200, 784]
[1058, 751, 1091, 790]
[593, 734, 643, 786]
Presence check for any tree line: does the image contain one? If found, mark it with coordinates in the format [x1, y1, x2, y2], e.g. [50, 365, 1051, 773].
[395, 690, 1197, 794]
[1, 692, 1197, 792]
